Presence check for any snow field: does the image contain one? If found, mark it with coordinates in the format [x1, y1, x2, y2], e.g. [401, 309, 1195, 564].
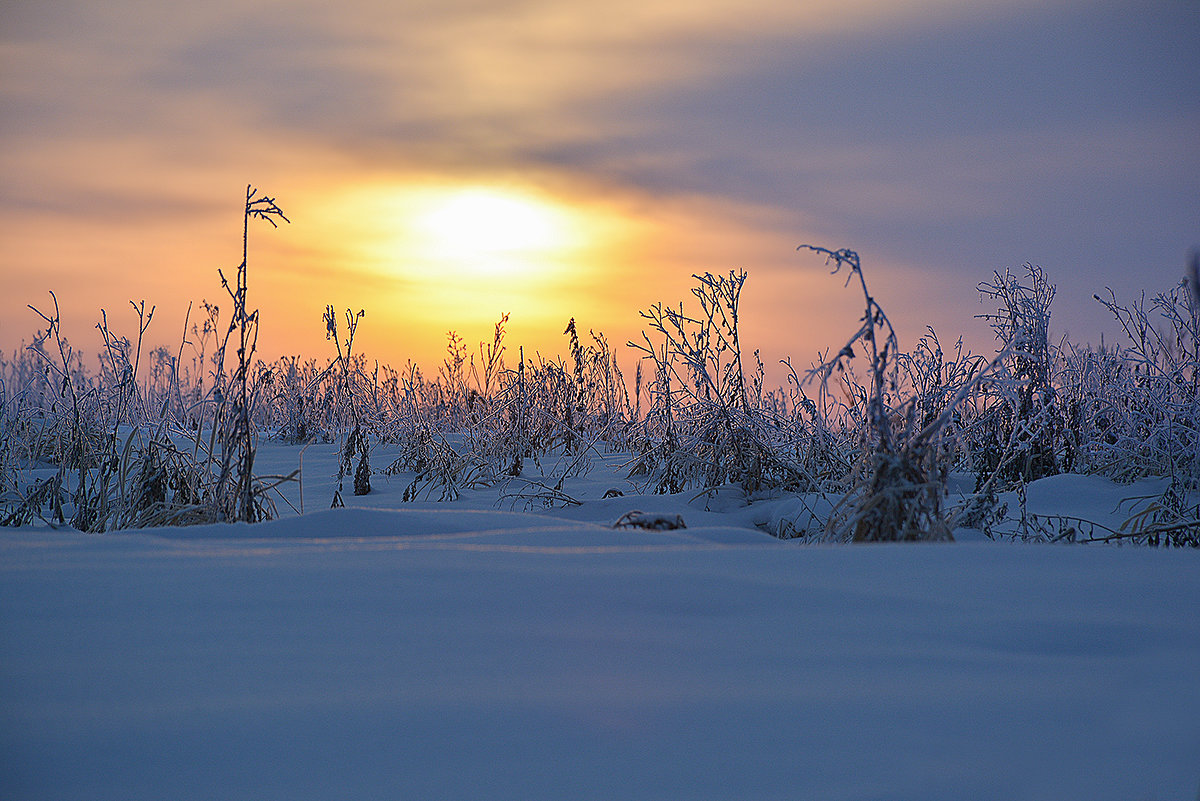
[2, 507, 1197, 801]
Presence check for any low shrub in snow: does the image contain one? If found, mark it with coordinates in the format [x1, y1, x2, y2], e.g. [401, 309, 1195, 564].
[1, 188, 1196, 544]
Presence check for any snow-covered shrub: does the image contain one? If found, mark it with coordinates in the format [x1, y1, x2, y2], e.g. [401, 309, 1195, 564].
[1069, 255, 1200, 540]
[384, 316, 625, 506]
[799, 246, 1004, 543]
[563, 319, 632, 450]
[323, 306, 372, 503]
[258, 355, 336, 445]
[5, 295, 189, 528]
[0, 181, 1192, 547]
[972, 264, 1065, 488]
[1086, 276, 1198, 482]
[629, 270, 813, 497]
[0, 186, 295, 529]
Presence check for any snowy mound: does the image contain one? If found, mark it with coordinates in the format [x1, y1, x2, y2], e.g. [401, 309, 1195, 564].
[3, 515, 1199, 801]
[145, 506, 779, 548]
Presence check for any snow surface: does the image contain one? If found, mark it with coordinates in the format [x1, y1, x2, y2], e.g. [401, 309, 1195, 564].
[2, 443, 1198, 800]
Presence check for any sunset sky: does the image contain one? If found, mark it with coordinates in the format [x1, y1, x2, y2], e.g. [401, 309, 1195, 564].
[2, 0, 1197, 383]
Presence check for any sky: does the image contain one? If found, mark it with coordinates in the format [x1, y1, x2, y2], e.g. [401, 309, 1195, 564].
[1, 0, 1197, 385]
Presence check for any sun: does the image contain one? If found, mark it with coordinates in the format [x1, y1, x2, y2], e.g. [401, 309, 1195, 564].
[299, 178, 636, 339]
[410, 187, 580, 276]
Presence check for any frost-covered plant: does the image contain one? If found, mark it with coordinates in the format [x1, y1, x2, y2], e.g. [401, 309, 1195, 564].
[472, 312, 509, 399]
[4, 191, 1195, 548]
[964, 253, 1198, 545]
[0, 186, 294, 530]
[10, 294, 111, 528]
[8, 297, 185, 529]
[1069, 253, 1200, 542]
[777, 357, 855, 489]
[1087, 274, 1199, 482]
[799, 246, 1001, 543]
[563, 319, 632, 450]
[324, 306, 372, 503]
[897, 328, 984, 454]
[437, 329, 471, 428]
[206, 185, 290, 522]
[388, 321, 535, 502]
[261, 355, 335, 445]
[6, 296, 170, 529]
[630, 270, 807, 497]
[972, 264, 1065, 487]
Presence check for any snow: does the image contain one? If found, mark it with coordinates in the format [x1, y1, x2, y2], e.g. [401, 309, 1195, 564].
[1, 443, 1198, 800]
[1022, 473, 1171, 530]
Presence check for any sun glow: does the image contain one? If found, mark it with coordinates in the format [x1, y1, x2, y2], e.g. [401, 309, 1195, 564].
[315, 181, 594, 279]
[295, 179, 644, 347]
[412, 188, 578, 273]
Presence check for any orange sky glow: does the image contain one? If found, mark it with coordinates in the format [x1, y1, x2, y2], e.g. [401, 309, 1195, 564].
[1, 0, 1196, 387]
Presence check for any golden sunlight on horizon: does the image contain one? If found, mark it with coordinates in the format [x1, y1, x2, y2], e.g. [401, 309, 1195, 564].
[409, 187, 582, 279]
[271, 177, 650, 359]
[0, 161, 884, 393]
[304, 180, 613, 280]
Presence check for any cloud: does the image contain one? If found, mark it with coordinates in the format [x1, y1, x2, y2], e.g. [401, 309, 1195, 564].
[3, 0, 1093, 166]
